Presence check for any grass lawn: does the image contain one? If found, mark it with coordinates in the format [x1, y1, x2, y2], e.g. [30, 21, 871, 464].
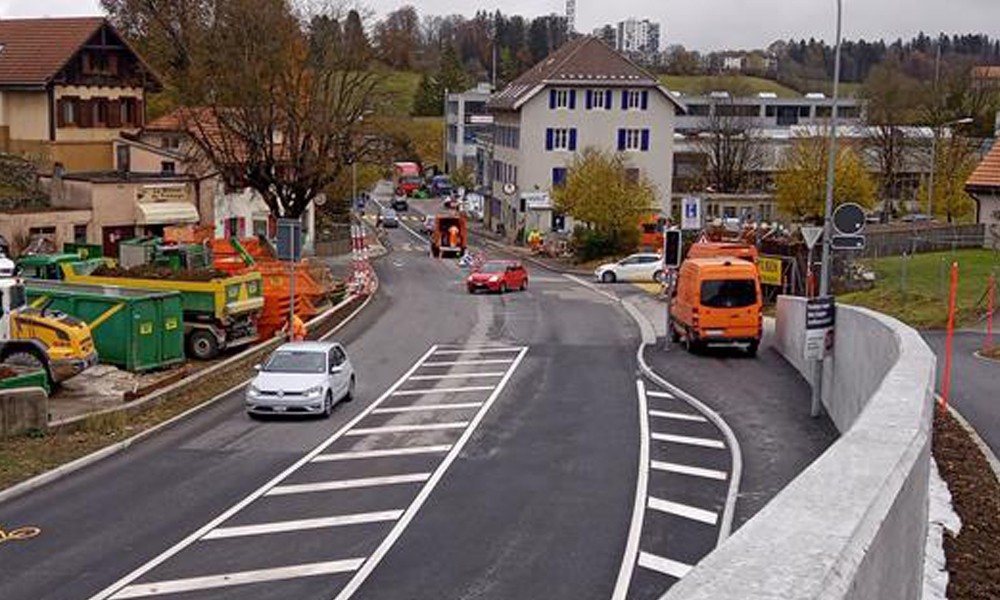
[379, 70, 422, 115]
[839, 249, 1000, 329]
[659, 74, 800, 98]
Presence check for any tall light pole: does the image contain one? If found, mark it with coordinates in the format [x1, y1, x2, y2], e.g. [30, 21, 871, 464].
[812, 0, 843, 418]
[928, 117, 974, 218]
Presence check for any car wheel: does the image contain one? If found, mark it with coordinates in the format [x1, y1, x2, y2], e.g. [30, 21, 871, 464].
[323, 390, 334, 418]
[345, 376, 356, 402]
[188, 330, 220, 361]
[500, 283, 508, 294]
[653, 269, 665, 283]
[467, 285, 476, 294]
[520, 279, 527, 291]
[601, 271, 616, 284]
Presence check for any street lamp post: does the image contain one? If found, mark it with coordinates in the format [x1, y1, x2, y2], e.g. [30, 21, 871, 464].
[928, 117, 974, 218]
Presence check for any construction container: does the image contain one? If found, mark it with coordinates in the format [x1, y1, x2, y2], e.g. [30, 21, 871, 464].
[63, 243, 104, 259]
[0, 364, 51, 394]
[25, 280, 185, 372]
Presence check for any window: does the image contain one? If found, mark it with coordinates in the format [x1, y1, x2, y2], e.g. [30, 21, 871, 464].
[617, 128, 650, 152]
[700, 280, 758, 308]
[545, 128, 577, 151]
[74, 224, 88, 244]
[95, 99, 108, 126]
[116, 145, 130, 172]
[61, 98, 77, 126]
[586, 89, 612, 110]
[549, 88, 575, 109]
[552, 167, 567, 187]
[622, 89, 649, 110]
[161, 161, 176, 175]
[688, 104, 710, 116]
[161, 136, 181, 150]
[253, 219, 269, 237]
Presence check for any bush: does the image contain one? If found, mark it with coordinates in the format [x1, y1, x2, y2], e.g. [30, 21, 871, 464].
[572, 226, 636, 262]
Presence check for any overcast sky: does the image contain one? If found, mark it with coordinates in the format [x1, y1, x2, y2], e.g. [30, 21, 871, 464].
[4, 0, 1000, 51]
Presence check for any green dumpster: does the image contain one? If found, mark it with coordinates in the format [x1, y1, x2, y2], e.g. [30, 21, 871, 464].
[0, 365, 51, 395]
[25, 280, 185, 372]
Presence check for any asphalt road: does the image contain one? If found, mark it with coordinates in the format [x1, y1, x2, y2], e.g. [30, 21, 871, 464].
[0, 206, 658, 600]
[922, 331, 1000, 460]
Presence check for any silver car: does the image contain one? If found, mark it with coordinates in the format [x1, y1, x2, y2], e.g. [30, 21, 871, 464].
[246, 342, 355, 418]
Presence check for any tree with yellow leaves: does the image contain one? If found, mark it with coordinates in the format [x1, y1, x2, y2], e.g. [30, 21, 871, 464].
[776, 134, 877, 221]
[552, 148, 658, 256]
[917, 135, 978, 223]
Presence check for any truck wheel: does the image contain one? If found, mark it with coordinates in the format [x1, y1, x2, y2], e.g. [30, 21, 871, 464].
[746, 340, 760, 357]
[188, 330, 220, 361]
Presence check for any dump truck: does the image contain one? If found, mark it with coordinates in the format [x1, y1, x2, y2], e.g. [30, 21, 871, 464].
[20, 254, 265, 360]
[393, 161, 423, 197]
[430, 214, 467, 259]
[1, 256, 97, 385]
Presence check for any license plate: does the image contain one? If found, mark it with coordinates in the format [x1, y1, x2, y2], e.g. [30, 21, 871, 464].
[273, 406, 287, 412]
[705, 329, 726, 337]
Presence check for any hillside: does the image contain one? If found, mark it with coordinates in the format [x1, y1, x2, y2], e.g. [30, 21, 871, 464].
[659, 75, 801, 98]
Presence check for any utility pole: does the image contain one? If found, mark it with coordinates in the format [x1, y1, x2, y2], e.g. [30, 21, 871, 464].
[929, 43, 942, 217]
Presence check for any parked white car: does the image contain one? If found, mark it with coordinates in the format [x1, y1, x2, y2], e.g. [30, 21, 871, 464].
[246, 341, 355, 418]
[594, 253, 665, 283]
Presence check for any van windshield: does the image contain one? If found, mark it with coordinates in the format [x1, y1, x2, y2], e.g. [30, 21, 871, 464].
[700, 279, 757, 308]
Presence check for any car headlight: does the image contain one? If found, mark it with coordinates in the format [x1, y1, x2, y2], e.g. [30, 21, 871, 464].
[489, 276, 500, 283]
[304, 386, 324, 397]
[248, 385, 261, 395]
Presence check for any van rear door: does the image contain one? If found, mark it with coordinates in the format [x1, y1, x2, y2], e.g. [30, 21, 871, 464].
[698, 278, 759, 338]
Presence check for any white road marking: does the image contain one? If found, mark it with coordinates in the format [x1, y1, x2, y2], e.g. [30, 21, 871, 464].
[431, 347, 524, 355]
[266, 473, 431, 496]
[408, 372, 506, 381]
[650, 460, 727, 481]
[648, 497, 719, 526]
[203, 510, 403, 540]
[637, 552, 692, 580]
[645, 390, 675, 399]
[651, 432, 726, 449]
[648, 409, 708, 423]
[422, 359, 515, 367]
[345, 422, 469, 436]
[312, 445, 452, 462]
[372, 403, 483, 414]
[110, 559, 365, 599]
[391, 385, 495, 396]
[333, 346, 530, 600]
[611, 380, 652, 600]
[86, 345, 443, 600]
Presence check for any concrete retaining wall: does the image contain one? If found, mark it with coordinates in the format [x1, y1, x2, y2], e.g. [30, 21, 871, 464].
[663, 297, 935, 600]
[1, 387, 48, 438]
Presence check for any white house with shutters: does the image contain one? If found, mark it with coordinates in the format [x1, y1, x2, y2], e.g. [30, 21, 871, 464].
[485, 35, 683, 237]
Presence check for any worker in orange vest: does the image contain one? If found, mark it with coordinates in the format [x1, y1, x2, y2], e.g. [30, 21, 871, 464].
[448, 225, 460, 247]
[289, 314, 307, 341]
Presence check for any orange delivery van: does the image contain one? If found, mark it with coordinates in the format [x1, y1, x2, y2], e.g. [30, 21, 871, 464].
[670, 257, 763, 356]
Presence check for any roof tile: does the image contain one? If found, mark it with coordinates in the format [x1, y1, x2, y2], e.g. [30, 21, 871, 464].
[0, 17, 105, 87]
[967, 141, 1000, 189]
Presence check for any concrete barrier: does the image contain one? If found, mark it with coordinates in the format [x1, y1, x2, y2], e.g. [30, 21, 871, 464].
[663, 297, 935, 600]
[1, 387, 48, 438]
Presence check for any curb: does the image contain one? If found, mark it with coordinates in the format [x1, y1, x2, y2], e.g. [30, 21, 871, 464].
[946, 402, 1000, 486]
[0, 280, 379, 506]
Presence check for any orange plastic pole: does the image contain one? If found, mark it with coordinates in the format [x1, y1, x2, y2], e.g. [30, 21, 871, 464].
[941, 262, 959, 410]
[986, 274, 995, 353]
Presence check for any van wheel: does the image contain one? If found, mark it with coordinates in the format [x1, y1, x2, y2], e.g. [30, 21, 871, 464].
[670, 326, 681, 344]
[188, 330, 220, 361]
[601, 271, 616, 284]
[684, 331, 700, 354]
[746, 341, 760, 357]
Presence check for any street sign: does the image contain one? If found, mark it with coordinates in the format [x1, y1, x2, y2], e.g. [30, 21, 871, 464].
[804, 296, 836, 361]
[276, 218, 302, 262]
[663, 229, 682, 268]
[800, 226, 823, 250]
[831, 234, 866, 250]
[681, 196, 702, 230]
[833, 202, 866, 236]
[758, 256, 783, 286]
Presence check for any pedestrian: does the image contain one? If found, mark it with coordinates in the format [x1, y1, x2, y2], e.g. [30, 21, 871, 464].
[289, 314, 307, 341]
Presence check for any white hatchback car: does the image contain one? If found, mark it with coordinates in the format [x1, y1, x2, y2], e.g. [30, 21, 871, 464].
[246, 342, 355, 418]
[595, 253, 665, 283]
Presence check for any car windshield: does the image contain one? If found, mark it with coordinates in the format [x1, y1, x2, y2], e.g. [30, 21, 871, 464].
[480, 262, 508, 274]
[264, 350, 325, 374]
[401, 176, 422, 184]
[700, 279, 757, 308]
[382, 210, 396, 218]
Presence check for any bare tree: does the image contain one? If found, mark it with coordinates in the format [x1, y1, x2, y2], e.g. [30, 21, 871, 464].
[694, 97, 767, 193]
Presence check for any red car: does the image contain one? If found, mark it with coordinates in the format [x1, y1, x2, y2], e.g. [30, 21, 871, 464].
[467, 260, 528, 294]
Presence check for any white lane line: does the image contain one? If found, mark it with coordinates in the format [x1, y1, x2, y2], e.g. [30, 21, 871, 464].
[391, 385, 495, 396]
[645, 390, 675, 399]
[651, 432, 726, 449]
[203, 510, 403, 540]
[408, 372, 506, 381]
[650, 460, 727, 481]
[345, 422, 469, 436]
[266, 473, 431, 496]
[372, 403, 483, 414]
[611, 380, 652, 600]
[110, 559, 365, 599]
[431, 347, 524, 355]
[422, 359, 514, 367]
[648, 409, 708, 423]
[334, 346, 530, 600]
[637, 552, 692, 580]
[87, 345, 442, 600]
[313, 445, 452, 462]
[648, 497, 719, 526]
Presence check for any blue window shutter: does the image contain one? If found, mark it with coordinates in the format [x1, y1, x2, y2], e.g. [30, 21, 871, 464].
[585, 90, 593, 110]
[641, 129, 650, 151]
[605, 90, 613, 110]
[621, 90, 629, 110]
[546, 128, 554, 151]
[617, 129, 626, 151]
[569, 129, 577, 151]
[569, 90, 576, 109]
[641, 90, 649, 110]
[549, 89, 556, 109]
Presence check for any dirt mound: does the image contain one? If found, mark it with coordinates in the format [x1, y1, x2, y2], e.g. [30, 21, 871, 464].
[92, 264, 229, 282]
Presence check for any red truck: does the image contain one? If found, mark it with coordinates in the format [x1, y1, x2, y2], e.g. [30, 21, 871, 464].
[431, 214, 467, 258]
[393, 162, 423, 197]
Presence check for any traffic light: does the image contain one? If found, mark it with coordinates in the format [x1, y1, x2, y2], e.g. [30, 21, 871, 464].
[664, 229, 682, 268]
